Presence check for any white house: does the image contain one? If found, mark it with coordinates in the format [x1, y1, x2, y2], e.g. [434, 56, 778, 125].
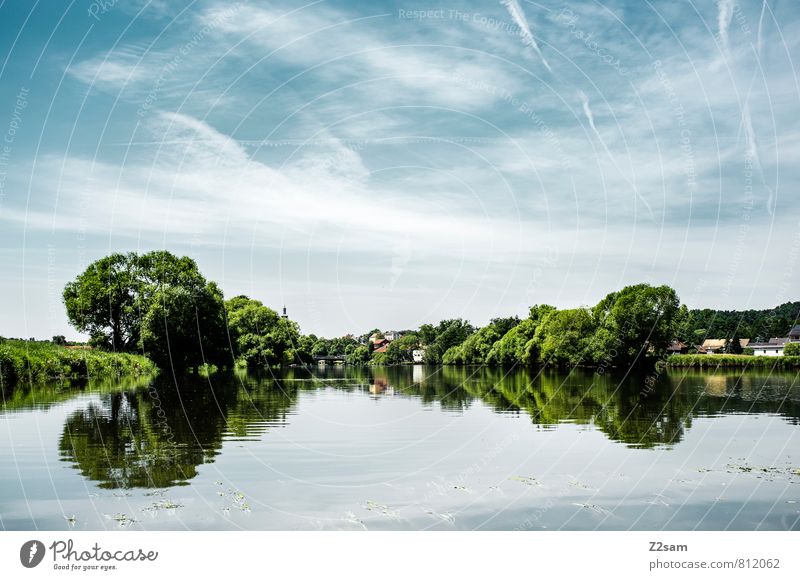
[749, 337, 795, 356]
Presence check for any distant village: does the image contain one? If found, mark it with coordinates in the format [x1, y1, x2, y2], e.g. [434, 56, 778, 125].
[667, 324, 800, 357]
[358, 331, 425, 363]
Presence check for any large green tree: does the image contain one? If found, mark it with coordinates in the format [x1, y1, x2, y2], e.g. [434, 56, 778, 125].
[63, 253, 139, 350]
[591, 283, 681, 366]
[225, 296, 301, 367]
[141, 282, 227, 371]
[443, 318, 519, 365]
[537, 307, 597, 366]
[422, 318, 475, 363]
[63, 251, 229, 371]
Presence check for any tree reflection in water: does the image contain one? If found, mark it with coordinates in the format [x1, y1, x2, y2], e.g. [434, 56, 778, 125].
[41, 365, 800, 489]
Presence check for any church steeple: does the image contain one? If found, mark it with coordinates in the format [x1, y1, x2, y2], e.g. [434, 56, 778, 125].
[281, 305, 288, 319]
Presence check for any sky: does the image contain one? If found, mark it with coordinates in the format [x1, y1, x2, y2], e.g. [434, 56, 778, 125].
[0, 0, 799, 340]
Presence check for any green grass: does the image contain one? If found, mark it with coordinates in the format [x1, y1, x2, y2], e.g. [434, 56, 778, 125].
[0, 339, 157, 384]
[666, 354, 800, 368]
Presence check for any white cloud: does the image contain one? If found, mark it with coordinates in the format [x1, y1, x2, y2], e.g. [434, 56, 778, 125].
[67, 49, 147, 88]
[10, 113, 552, 264]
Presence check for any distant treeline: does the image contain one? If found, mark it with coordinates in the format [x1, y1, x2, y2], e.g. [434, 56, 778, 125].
[6, 250, 798, 376]
[679, 302, 800, 343]
[299, 295, 800, 368]
[327, 284, 686, 369]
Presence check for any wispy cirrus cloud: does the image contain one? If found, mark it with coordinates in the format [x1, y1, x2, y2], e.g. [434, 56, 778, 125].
[67, 47, 149, 87]
[7, 112, 547, 264]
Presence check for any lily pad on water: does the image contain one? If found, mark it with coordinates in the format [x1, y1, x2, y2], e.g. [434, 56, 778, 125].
[344, 511, 367, 530]
[424, 508, 455, 525]
[363, 500, 400, 519]
[509, 475, 540, 486]
[104, 513, 136, 526]
[143, 500, 183, 512]
[572, 502, 611, 515]
[364, 500, 389, 511]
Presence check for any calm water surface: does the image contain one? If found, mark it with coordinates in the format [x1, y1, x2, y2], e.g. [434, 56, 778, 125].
[1, 365, 799, 530]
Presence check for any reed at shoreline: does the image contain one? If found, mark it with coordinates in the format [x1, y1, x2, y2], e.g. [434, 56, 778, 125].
[666, 354, 800, 368]
[0, 339, 156, 384]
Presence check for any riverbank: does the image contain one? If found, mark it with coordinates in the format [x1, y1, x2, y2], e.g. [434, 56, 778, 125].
[0, 340, 156, 383]
[666, 354, 800, 368]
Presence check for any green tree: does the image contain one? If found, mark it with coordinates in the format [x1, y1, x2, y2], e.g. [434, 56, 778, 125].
[311, 339, 329, 357]
[64, 251, 229, 371]
[385, 334, 419, 364]
[346, 345, 371, 365]
[327, 336, 359, 357]
[537, 308, 596, 366]
[225, 295, 300, 368]
[417, 324, 437, 346]
[422, 319, 475, 363]
[486, 318, 538, 365]
[292, 335, 316, 364]
[591, 284, 681, 366]
[140, 281, 227, 371]
[725, 336, 743, 355]
[783, 342, 800, 356]
[444, 318, 517, 365]
[63, 253, 139, 351]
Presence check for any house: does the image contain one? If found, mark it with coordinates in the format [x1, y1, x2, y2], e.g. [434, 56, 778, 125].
[412, 348, 425, 363]
[372, 339, 390, 353]
[696, 339, 725, 354]
[383, 331, 400, 341]
[696, 338, 750, 354]
[666, 341, 688, 355]
[749, 337, 793, 356]
[749, 325, 800, 356]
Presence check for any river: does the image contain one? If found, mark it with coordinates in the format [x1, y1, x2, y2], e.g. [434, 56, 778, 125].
[1, 365, 798, 530]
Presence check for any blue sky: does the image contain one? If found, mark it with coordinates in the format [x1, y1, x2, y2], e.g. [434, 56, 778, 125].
[1, 0, 799, 339]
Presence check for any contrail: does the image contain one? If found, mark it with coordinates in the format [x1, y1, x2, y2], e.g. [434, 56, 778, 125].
[577, 90, 654, 220]
[757, 0, 768, 56]
[501, 0, 551, 71]
[717, 0, 734, 55]
[742, 105, 775, 214]
[578, 90, 598, 135]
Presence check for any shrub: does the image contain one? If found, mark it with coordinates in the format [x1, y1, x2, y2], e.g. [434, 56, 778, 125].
[783, 342, 800, 357]
[666, 354, 800, 368]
